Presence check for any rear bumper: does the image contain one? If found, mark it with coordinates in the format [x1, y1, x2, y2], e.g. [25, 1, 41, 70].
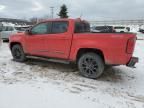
[126, 57, 139, 68]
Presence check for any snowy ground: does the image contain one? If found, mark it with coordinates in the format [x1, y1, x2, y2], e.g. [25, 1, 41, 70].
[0, 39, 144, 108]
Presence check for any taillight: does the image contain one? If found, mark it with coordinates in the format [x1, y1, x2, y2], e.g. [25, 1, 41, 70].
[126, 38, 136, 54]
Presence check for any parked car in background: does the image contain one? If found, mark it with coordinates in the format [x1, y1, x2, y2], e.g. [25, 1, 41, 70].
[0, 25, 18, 41]
[139, 28, 144, 33]
[0, 22, 31, 41]
[114, 26, 130, 33]
[91, 26, 115, 33]
[15, 26, 31, 32]
[9, 18, 138, 79]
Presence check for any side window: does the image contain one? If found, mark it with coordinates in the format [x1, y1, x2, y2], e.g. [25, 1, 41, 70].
[31, 22, 51, 35]
[52, 21, 68, 33]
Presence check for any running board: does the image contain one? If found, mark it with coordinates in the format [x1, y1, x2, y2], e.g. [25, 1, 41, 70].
[27, 56, 71, 64]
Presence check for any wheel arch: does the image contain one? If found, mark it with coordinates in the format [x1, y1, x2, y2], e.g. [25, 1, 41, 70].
[10, 42, 22, 50]
[76, 48, 105, 63]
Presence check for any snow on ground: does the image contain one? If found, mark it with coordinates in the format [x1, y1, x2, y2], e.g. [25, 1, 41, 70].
[137, 32, 144, 40]
[0, 39, 144, 108]
[130, 26, 144, 40]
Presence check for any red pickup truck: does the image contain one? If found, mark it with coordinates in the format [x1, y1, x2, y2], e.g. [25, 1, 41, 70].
[9, 18, 138, 79]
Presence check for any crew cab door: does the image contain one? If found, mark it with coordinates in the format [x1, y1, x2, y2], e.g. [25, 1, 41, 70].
[44, 21, 73, 59]
[25, 22, 51, 56]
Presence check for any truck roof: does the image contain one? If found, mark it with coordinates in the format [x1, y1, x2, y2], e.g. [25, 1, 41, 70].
[41, 18, 87, 23]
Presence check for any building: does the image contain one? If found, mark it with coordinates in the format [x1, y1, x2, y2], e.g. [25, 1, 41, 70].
[0, 18, 32, 26]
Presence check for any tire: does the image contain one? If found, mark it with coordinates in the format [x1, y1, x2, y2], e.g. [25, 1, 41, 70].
[11, 44, 26, 62]
[78, 53, 104, 79]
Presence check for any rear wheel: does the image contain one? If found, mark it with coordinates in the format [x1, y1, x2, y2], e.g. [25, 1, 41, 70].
[11, 44, 26, 62]
[78, 53, 104, 79]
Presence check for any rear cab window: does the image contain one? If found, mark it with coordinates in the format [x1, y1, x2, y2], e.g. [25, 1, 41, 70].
[74, 21, 90, 33]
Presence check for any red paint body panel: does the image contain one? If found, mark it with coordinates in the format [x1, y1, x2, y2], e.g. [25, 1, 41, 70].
[9, 18, 137, 66]
[69, 33, 136, 65]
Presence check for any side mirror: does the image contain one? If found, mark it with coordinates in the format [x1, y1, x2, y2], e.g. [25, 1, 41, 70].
[25, 29, 31, 35]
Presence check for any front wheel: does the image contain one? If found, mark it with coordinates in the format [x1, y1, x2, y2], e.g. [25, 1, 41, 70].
[11, 44, 26, 62]
[78, 53, 105, 79]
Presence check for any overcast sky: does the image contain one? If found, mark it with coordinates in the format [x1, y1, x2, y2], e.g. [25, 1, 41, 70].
[0, 0, 144, 20]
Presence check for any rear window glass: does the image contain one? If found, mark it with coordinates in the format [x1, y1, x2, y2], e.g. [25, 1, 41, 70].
[75, 22, 90, 33]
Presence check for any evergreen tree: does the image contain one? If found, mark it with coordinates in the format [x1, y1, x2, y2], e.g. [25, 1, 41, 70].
[58, 4, 68, 18]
